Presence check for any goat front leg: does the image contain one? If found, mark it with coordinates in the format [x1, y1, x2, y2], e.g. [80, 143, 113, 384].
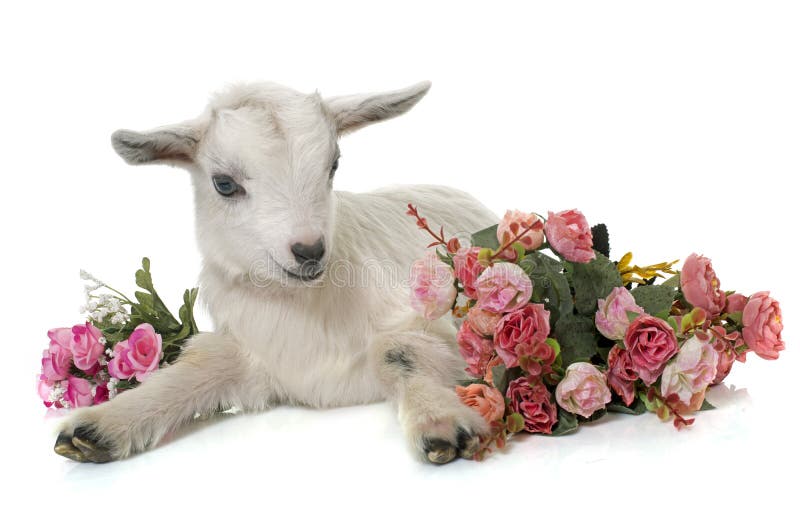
[373, 314, 488, 464]
[54, 332, 274, 463]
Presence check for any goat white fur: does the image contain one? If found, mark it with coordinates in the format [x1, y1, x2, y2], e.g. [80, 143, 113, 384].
[54, 81, 497, 464]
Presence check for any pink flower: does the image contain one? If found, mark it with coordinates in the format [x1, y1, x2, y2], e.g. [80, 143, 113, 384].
[456, 384, 506, 425]
[409, 251, 457, 320]
[93, 383, 109, 405]
[713, 348, 736, 385]
[497, 210, 544, 251]
[660, 336, 719, 412]
[108, 340, 136, 380]
[595, 287, 645, 340]
[452, 247, 485, 299]
[681, 253, 726, 318]
[465, 307, 501, 337]
[457, 321, 494, 377]
[474, 262, 533, 313]
[506, 377, 558, 434]
[108, 324, 163, 382]
[493, 303, 550, 368]
[37, 377, 55, 407]
[41, 329, 73, 383]
[606, 346, 638, 406]
[742, 291, 784, 360]
[725, 293, 748, 315]
[544, 209, 595, 263]
[64, 376, 93, 408]
[68, 322, 104, 371]
[555, 362, 612, 418]
[624, 315, 679, 386]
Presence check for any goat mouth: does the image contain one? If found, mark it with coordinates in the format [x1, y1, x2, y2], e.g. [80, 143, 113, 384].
[283, 264, 325, 282]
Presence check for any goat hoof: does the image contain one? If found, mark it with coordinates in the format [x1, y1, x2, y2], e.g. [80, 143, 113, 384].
[54, 425, 114, 463]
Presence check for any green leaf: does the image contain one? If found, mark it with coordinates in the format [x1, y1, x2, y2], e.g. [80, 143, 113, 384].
[726, 311, 743, 326]
[491, 363, 509, 396]
[506, 413, 525, 434]
[591, 223, 610, 258]
[551, 407, 579, 436]
[579, 408, 607, 423]
[554, 314, 598, 365]
[607, 397, 647, 415]
[519, 252, 572, 323]
[570, 253, 623, 315]
[662, 273, 681, 289]
[631, 284, 677, 316]
[471, 224, 500, 249]
[700, 399, 716, 411]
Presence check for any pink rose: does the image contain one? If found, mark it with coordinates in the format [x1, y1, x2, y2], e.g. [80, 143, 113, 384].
[452, 247, 485, 299]
[606, 345, 638, 406]
[544, 209, 595, 263]
[506, 377, 558, 434]
[37, 376, 55, 407]
[681, 253, 726, 318]
[493, 303, 550, 368]
[93, 383, 109, 405]
[742, 291, 784, 360]
[497, 210, 544, 251]
[456, 384, 506, 425]
[555, 362, 612, 418]
[465, 307, 501, 337]
[108, 323, 163, 382]
[68, 322, 104, 371]
[409, 251, 457, 320]
[725, 293, 748, 315]
[457, 320, 494, 377]
[595, 287, 645, 340]
[624, 315, 679, 386]
[64, 376, 93, 408]
[108, 340, 136, 380]
[660, 336, 719, 411]
[41, 328, 73, 382]
[474, 262, 533, 313]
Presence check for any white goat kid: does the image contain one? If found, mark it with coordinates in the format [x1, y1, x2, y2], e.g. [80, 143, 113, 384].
[54, 81, 497, 464]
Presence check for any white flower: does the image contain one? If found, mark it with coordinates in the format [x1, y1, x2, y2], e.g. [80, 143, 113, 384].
[107, 378, 119, 399]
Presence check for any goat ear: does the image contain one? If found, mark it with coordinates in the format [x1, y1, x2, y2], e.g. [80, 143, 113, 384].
[111, 124, 200, 166]
[324, 81, 431, 134]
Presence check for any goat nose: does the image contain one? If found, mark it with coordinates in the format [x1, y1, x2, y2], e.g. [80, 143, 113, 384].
[291, 239, 325, 264]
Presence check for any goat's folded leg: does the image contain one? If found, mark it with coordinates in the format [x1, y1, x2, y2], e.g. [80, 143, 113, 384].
[54, 332, 274, 463]
[372, 314, 488, 464]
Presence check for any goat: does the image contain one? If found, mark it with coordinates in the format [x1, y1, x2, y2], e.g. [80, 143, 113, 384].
[54, 81, 497, 464]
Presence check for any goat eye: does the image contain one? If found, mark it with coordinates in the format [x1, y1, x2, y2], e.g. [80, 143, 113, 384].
[212, 175, 240, 197]
[329, 158, 339, 179]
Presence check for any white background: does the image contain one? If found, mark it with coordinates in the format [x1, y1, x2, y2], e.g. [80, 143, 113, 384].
[1, 1, 797, 517]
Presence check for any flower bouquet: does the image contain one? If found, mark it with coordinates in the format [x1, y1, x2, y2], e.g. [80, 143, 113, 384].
[407, 205, 785, 458]
[37, 259, 199, 409]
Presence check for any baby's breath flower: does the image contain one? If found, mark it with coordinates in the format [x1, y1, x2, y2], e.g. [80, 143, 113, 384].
[107, 378, 119, 399]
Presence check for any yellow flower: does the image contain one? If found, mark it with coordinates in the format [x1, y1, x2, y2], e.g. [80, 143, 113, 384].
[617, 252, 678, 285]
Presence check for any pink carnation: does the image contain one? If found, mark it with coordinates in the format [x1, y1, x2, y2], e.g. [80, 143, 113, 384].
[555, 362, 612, 418]
[606, 346, 638, 406]
[624, 315, 679, 386]
[506, 377, 558, 434]
[742, 291, 784, 360]
[595, 287, 645, 340]
[660, 336, 719, 412]
[497, 210, 544, 250]
[544, 209, 595, 263]
[474, 262, 533, 314]
[452, 247, 485, 299]
[493, 303, 550, 368]
[457, 320, 494, 377]
[409, 251, 457, 320]
[465, 307, 501, 337]
[681, 253, 726, 318]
